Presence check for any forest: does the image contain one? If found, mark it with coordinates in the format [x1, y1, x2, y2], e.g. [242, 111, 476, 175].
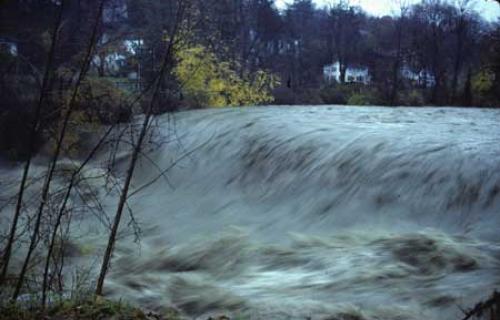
[1, 1, 500, 159]
[1, 1, 500, 320]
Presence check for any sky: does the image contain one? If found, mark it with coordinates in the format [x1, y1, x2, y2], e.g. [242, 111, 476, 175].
[275, 0, 500, 21]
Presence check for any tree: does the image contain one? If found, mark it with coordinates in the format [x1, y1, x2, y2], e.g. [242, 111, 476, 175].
[407, 0, 455, 104]
[449, 0, 479, 104]
[175, 43, 279, 107]
[0, 0, 65, 287]
[390, 0, 410, 106]
[328, 1, 365, 83]
[95, 0, 189, 296]
[12, 0, 107, 300]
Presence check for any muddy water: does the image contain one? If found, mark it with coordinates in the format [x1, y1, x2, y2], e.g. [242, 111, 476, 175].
[2, 106, 500, 319]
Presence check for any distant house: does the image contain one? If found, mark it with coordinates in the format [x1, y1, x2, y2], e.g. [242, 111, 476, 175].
[323, 61, 371, 84]
[93, 34, 144, 74]
[0, 38, 18, 56]
[93, 51, 127, 73]
[103, 0, 128, 24]
[400, 66, 436, 87]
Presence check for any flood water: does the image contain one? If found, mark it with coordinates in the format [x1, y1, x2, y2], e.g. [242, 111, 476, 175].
[2, 106, 500, 319]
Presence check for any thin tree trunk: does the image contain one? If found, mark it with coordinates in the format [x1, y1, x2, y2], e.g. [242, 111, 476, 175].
[0, 1, 65, 287]
[95, 0, 187, 296]
[12, 0, 106, 300]
[340, 61, 346, 84]
[451, 17, 465, 105]
[390, 19, 403, 106]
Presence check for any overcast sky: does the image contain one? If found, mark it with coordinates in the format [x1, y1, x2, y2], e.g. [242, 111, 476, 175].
[275, 0, 500, 21]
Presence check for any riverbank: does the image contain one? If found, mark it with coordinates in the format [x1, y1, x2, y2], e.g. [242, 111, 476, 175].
[1, 291, 499, 320]
[0, 297, 183, 320]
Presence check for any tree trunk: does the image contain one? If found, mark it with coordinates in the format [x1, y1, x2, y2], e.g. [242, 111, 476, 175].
[390, 18, 403, 106]
[451, 16, 465, 105]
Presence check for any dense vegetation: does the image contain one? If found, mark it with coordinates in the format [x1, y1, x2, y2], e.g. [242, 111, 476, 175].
[1, 0, 499, 158]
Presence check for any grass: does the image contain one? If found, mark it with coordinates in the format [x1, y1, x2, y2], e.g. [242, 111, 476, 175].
[0, 296, 183, 320]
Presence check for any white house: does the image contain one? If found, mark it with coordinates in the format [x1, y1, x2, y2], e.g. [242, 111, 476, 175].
[0, 38, 18, 56]
[323, 61, 371, 84]
[400, 66, 436, 87]
[103, 0, 128, 24]
[93, 35, 145, 75]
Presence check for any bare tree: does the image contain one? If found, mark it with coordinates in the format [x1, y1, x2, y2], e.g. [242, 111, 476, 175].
[12, 0, 107, 300]
[328, 0, 363, 83]
[390, 0, 409, 106]
[450, 0, 473, 104]
[41, 126, 114, 306]
[0, 1, 65, 287]
[95, 0, 189, 296]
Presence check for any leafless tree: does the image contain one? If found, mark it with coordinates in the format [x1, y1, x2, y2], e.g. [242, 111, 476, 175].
[95, 0, 189, 296]
[0, 1, 65, 287]
[12, 0, 107, 300]
[390, 0, 410, 106]
[41, 126, 114, 306]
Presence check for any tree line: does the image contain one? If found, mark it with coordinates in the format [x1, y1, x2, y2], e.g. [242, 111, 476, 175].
[0, 1, 499, 157]
[121, 0, 500, 107]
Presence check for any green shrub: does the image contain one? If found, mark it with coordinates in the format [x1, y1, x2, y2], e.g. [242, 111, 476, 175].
[320, 83, 382, 106]
[73, 77, 132, 125]
[319, 85, 348, 104]
[472, 69, 500, 107]
[347, 93, 371, 106]
[398, 89, 425, 106]
[40, 77, 133, 157]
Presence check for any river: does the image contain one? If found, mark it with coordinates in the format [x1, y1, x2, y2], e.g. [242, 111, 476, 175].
[1, 106, 500, 319]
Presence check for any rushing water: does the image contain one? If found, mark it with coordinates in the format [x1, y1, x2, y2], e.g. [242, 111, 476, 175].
[2, 106, 500, 319]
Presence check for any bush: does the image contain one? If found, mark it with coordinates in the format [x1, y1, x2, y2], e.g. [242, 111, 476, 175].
[320, 83, 381, 106]
[319, 85, 348, 104]
[0, 73, 133, 160]
[72, 77, 132, 125]
[472, 69, 500, 107]
[347, 93, 371, 106]
[272, 87, 325, 105]
[0, 297, 182, 320]
[294, 88, 324, 105]
[38, 77, 133, 157]
[398, 89, 425, 106]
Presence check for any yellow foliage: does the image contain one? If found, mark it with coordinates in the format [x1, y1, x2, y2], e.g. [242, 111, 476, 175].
[472, 69, 494, 95]
[174, 44, 280, 108]
[48, 77, 130, 157]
